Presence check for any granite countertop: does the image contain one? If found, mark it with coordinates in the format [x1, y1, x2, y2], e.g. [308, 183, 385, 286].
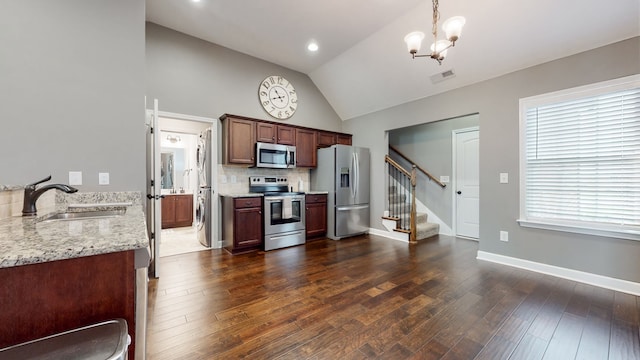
[0, 205, 149, 269]
[305, 190, 329, 195]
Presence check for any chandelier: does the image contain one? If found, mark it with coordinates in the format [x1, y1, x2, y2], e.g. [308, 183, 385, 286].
[404, 0, 465, 65]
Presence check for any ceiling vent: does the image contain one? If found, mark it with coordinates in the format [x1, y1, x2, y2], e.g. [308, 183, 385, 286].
[430, 69, 456, 84]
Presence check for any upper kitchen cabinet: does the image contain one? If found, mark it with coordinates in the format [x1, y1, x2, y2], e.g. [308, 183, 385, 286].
[256, 123, 296, 145]
[295, 128, 317, 167]
[317, 131, 352, 148]
[317, 131, 336, 148]
[337, 134, 352, 145]
[219, 114, 352, 168]
[222, 115, 255, 165]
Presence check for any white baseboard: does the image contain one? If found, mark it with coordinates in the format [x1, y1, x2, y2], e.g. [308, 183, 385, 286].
[477, 251, 640, 296]
[368, 228, 408, 242]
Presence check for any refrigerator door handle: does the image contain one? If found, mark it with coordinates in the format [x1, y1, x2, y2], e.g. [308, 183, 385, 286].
[353, 152, 360, 199]
[337, 205, 369, 211]
[351, 152, 357, 199]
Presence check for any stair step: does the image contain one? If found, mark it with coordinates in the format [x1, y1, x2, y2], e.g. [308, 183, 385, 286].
[416, 222, 439, 240]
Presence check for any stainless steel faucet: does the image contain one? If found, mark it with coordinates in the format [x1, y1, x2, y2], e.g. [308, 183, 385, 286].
[22, 175, 78, 216]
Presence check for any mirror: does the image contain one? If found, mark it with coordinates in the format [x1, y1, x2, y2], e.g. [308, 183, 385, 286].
[161, 152, 174, 190]
[161, 148, 186, 190]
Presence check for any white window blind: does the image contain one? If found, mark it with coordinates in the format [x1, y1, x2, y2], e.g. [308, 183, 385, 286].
[521, 77, 640, 234]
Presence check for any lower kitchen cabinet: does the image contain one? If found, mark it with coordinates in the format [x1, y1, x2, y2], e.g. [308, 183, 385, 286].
[305, 193, 327, 240]
[222, 196, 263, 254]
[0, 251, 138, 356]
[161, 194, 193, 229]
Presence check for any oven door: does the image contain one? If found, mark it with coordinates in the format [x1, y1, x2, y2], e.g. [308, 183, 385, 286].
[263, 195, 305, 235]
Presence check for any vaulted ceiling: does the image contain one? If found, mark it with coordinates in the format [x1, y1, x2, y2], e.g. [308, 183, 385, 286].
[146, 0, 640, 120]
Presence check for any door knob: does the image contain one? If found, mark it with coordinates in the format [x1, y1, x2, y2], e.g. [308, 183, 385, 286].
[457, 191, 462, 195]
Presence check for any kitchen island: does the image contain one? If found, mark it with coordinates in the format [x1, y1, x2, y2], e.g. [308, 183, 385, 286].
[0, 195, 149, 359]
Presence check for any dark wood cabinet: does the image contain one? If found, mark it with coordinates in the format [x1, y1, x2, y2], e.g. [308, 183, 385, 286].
[223, 116, 256, 164]
[295, 128, 317, 167]
[317, 131, 337, 148]
[222, 196, 263, 254]
[305, 193, 327, 239]
[220, 114, 352, 168]
[256, 123, 296, 145]
[0, 251, 138, 357]
[161, 194, 193, 229]
[337, 134, 352, 145]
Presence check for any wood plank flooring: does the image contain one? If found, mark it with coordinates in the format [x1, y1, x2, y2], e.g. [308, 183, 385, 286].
[146, 234, 640, 359]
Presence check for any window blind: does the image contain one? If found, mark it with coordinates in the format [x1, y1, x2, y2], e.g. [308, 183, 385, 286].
[524, 87, 640, 227]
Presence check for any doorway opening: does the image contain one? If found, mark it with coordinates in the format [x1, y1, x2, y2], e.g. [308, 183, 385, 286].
[157, 116, 215, 257]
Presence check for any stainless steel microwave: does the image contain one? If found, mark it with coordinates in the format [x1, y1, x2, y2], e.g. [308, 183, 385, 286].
[255, 142, 296, 169]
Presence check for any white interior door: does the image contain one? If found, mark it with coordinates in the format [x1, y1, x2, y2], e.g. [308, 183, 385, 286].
[454, 128, 479, 239]
[146, 99, 162, 278]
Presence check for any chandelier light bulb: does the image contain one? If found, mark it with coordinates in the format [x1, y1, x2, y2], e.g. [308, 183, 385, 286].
[442, 16, 466, 43]
[404, 31, 425, 54]
[430, 40, 450, 60]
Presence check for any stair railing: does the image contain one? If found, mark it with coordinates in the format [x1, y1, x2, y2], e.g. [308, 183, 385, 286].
[389, 145, 446, 188]
[384, 155, 418, 243]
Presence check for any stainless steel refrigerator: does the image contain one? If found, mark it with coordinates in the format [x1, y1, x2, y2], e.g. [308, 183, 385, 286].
[311, 145, 370, 240]
[196, 128, 213, 247]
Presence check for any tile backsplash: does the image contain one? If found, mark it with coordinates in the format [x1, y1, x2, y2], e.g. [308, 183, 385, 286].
[217, 166, 310, 194]
[0, 189, 55, 220]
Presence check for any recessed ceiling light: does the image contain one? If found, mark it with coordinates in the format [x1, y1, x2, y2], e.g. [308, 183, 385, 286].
[192, 0, 201, 2]
[307, 42, 319, 52]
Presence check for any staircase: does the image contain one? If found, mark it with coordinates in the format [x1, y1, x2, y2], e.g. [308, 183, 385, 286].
[386, 186, 439, 241]
[384, 147, 446, 243]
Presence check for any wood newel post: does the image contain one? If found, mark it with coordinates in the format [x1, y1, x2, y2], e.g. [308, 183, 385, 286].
[410, 165, 417, 243]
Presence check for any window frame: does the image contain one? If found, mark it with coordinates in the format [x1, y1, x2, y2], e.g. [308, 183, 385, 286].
[518, 74, 640, 241]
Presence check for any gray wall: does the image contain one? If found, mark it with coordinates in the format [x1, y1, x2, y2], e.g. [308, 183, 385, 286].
[389, 114, 479, 228]
[343, 37, 640, 282]
[0, 0, 145, 192]
[145, 23, 343, 132]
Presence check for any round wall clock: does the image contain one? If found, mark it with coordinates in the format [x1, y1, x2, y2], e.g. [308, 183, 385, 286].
[258, 75, 298, 120]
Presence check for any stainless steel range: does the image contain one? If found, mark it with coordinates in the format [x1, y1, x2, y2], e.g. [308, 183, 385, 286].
[249, 176, 306, 251]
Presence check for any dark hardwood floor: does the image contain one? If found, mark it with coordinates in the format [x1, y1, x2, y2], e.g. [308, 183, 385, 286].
[146, 234, 640, 359]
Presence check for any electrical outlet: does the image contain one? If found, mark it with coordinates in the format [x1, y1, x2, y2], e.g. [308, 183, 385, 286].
[500, 231, 509, 242]
[230, 175, 237, 183]
[98, 172, 110, 185]
[499, 173, 509, 184]
[69, 171, 82, 186]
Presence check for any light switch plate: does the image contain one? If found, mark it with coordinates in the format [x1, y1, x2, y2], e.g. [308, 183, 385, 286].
[500, 231, 509, 242]
[98, 172, 110, 185]
[440, 175, 450, 183]
[69, 171, 82, 186]
[499, 173, 509, 184]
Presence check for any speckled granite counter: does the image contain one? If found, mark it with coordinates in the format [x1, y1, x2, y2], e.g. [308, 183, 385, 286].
[0, 205, 149, 268]
[305, 190, 329, 195]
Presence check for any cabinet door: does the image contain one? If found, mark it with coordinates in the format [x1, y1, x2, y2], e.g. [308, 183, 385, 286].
[256, 122, 276, 143]
[306, 202, 327, 238]
[234, 207, 263, 248]
[336, 134, 352, 145]
[295, 129, 317, 167]
[226, 117, 255, 164]
[161, 195, 175, 229]
[277, 125, 296, 145]
[317, 131, 336, 148]
[174, 195, 193, 227]
[305, 194, 327, 239]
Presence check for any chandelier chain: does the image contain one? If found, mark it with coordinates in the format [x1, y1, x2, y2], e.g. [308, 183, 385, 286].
[432, 0, 440, 48]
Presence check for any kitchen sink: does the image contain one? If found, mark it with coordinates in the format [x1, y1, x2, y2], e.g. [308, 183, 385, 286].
[40, 209, 126, 222]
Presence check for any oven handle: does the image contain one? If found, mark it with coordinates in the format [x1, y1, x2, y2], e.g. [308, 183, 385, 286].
[265, 196, 304, 202]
